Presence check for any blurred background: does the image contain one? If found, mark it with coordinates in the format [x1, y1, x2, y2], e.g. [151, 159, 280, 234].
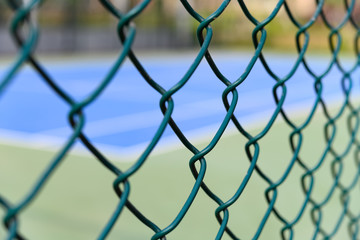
[1, 1, 360, 239]
[0, 0, 359, 55]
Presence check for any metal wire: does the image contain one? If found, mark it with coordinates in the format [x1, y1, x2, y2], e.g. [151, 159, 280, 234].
[1, 0, 360, 239]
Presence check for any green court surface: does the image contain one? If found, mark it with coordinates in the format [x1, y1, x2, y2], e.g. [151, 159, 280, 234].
[0, 106, 359, 239]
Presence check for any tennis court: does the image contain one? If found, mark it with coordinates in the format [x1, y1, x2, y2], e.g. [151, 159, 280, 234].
[0, 52, 355, 157]
[1, 52, 360, 239]
[0, 100, 357, 240]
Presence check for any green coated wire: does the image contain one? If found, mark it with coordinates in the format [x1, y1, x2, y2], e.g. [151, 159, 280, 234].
[1, 0, 360, 239]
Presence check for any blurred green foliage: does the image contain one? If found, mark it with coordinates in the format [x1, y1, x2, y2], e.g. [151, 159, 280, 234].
[1, 0, 359, 53]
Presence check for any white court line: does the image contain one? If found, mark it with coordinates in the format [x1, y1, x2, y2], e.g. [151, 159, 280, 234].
[0, 108, 272, 160]
[38, 88, 271, 138]
[37, 98, 223, 137]
[0, 93, 348, 162]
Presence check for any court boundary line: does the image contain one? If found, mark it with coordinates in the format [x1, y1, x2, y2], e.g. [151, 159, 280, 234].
[0, 93, 348, 162]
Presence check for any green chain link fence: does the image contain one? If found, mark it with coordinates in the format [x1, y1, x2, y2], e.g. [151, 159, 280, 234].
[1, 0, 360, 239]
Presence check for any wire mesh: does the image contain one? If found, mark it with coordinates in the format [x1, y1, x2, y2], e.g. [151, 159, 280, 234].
[1, 0, 360, 239]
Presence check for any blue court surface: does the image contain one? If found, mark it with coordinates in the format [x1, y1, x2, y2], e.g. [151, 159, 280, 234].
[0, 52, 358, 157]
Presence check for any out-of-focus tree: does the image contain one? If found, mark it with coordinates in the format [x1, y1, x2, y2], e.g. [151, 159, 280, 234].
[0, 1, 14, 26]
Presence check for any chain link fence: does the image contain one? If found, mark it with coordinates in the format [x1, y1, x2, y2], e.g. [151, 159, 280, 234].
[1, 0, 360, 239]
